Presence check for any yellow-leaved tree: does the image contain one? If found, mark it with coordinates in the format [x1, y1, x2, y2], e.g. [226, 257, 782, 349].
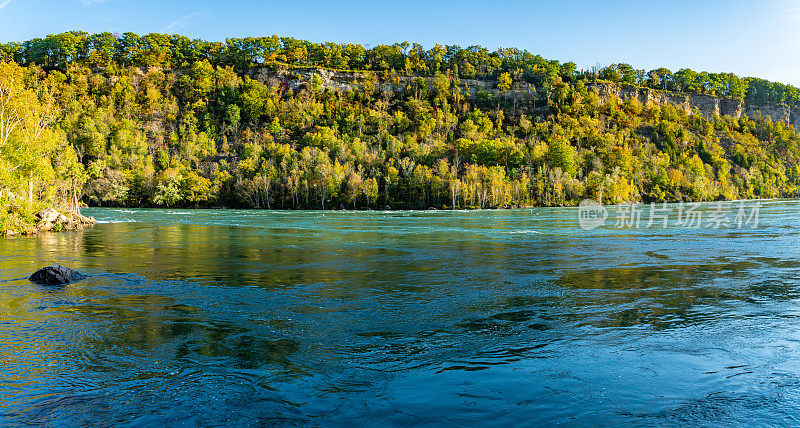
[0, 61, 84, 216]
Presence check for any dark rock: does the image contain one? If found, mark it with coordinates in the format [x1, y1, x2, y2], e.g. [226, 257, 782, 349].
[29, 265, 86, 286]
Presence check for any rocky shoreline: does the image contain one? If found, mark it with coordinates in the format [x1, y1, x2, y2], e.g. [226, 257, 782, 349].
[3, 208, 97, 237]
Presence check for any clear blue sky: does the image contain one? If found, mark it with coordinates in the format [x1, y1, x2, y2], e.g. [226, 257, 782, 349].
[0, 0, 798, 86]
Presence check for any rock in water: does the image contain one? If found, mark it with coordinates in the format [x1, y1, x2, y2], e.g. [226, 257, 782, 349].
[29, 265, 86, 285]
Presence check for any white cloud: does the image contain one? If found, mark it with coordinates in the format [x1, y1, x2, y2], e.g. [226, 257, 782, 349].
[159, 10, 203, 33]
[0, 0, 13, 11]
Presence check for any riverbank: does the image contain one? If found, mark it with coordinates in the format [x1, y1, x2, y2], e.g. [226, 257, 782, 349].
[1, 207, 97, 237]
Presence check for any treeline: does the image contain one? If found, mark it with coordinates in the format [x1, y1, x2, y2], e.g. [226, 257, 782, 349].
[1, 33, 800, 222]
[2, 32, 800, 110]
[594, 64, 800, 109]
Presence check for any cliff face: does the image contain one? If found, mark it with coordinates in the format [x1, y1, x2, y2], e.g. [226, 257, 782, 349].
[249, 67, 500, 96]
[586, 82, 798, 129]
[248, 68, 798, 130]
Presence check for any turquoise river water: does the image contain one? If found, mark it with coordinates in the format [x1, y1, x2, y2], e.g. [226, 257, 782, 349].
[1, 201, 800, 426]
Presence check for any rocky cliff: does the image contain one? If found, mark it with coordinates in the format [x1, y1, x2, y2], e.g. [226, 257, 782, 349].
[249, 67, 503, 97]
[585, 82, 798, 129]
[248, 68, 799, 130]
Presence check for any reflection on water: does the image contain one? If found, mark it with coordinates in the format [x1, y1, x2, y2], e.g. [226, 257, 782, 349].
[2, 202, 800, 425]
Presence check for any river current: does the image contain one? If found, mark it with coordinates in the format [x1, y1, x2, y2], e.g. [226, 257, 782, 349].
[2, 201, 800, 426]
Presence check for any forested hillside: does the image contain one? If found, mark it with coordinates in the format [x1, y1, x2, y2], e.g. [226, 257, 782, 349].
[2, 31, 800, 230]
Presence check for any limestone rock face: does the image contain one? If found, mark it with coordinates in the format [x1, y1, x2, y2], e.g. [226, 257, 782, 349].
[245, 67, 800, 129]
[29, 265, 86, 286]
[37, 208, 60, 223]
[585, 82, 799, 129]
[36, 220, 54, 232]
[248, 68, 800, 129]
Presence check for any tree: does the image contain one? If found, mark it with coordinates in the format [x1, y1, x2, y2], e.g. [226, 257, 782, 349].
[182, 170, 213, 206]
[1, 31, 799, 215]
[547, 136, 577, 176]
[257, 158, 277, 209]
[0, 62, 77, 208]
[498, 72, 513, 92]
[363, 177, 378, 206]
[616, 63, 637, 85]
[345, 170, 363, 208]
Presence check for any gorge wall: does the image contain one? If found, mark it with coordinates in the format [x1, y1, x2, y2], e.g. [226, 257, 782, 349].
[585, 82, 799, 130]
[248, 67, 800, 130]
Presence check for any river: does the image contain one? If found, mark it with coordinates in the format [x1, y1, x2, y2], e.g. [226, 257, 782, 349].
[2, 201, 800, 425]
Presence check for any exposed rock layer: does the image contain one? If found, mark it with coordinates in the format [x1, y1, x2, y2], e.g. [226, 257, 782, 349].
[585, 82, 798, 129]
[248, 68, 799, 129]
